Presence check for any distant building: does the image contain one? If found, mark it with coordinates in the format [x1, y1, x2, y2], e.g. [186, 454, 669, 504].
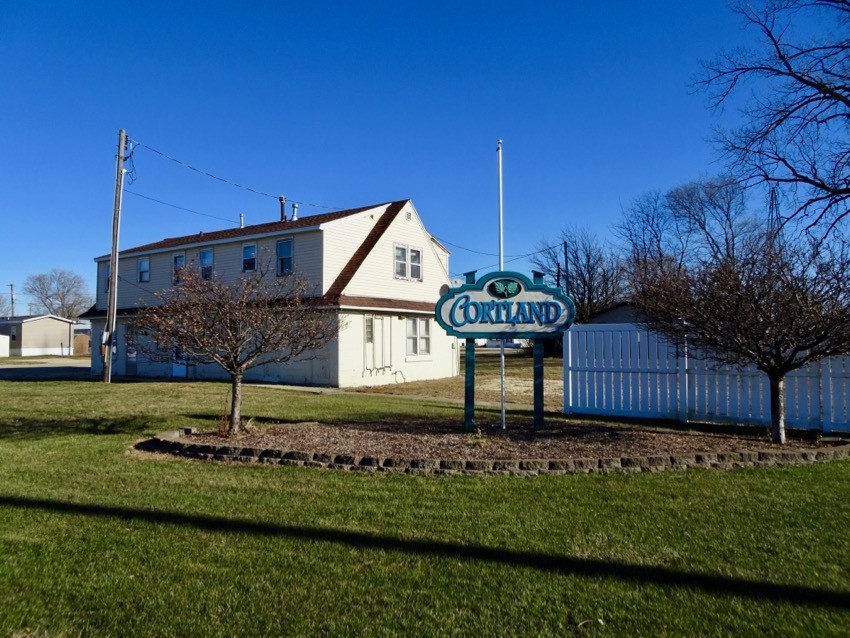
[81, 200, 459, 386]
[584, 302, 644, 325]
[0, 315, 76, 356]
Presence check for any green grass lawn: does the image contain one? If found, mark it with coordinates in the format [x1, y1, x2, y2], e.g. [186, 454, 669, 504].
[357, 349, 566, 408]
[0, 380, 848, 636]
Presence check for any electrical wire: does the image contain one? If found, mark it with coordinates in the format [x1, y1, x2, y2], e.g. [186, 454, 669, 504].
[129, 138, 340, 210]
[123, 139, 137, 185]
[123, 138, 554, 278]
[449, 245, 553, 279]
[124, 189, 241, 226]
[433, 236, 502, 257]
[130, 139, 278, 199]
[116, 275, 150, 295]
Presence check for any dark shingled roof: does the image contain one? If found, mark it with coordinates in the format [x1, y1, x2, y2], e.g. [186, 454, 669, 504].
[324, 200, 406, 303]
[82, 199, 437, 317]
[112, 201, 406, 257]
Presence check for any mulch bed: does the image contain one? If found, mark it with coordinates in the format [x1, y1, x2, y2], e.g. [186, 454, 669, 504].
[185, 419, 833, 461]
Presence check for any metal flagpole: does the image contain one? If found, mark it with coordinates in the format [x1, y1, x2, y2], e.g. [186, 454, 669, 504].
[497, 140, 506, 430]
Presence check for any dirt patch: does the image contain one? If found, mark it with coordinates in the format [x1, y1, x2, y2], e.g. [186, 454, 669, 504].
[477, 377, 562, 398]
[186, 420, 826, 461]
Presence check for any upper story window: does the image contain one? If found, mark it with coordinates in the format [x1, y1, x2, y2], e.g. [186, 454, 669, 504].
[406, 318, 431, 356]
[199, 249, 214, 280]
[173, 253, 185, 284]
[394, 244, 422, 281]
[410, 249, 421, 280]
[242, 244, 256, 272]
[103, 263, 110, 292]
[276, 239, 293, 276]
[138, 257, 150, 283]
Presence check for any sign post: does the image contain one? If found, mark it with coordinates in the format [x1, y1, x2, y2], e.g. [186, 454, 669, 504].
[463, 272, 477, 431]
[435, 271, 575, 430]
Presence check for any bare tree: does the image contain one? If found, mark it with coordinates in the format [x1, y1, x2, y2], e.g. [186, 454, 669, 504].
[531, 227, 626, 323]
[24, 269, 93, 319]
[131, 265, 340, 435]
[700, 0, 850, 234]
[623, 179, 850, 443]
[0, 293, 10, 318]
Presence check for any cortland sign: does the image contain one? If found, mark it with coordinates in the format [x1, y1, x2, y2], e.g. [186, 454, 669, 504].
[435, 271, 576, 339]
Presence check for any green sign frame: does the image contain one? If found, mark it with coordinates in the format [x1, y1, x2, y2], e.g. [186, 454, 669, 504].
[435, 271, 576, 340]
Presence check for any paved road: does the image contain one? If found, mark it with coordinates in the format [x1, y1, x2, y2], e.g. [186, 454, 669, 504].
[0, 358, 92, 381]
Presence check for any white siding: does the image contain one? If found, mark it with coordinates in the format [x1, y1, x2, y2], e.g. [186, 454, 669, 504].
[91, 201, 458, 388]
[321, 208, 387, 293]
[92, 316, 341, 385]
[336, 312, 458, 387]
[343, 202, 450, 301]
[96, 229, 324, 311]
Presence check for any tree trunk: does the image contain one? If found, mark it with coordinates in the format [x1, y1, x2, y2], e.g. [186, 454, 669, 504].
[229, 372, 243, 436]
[768, 373, 787, 445]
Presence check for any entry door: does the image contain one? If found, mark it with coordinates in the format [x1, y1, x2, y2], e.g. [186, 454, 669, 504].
[374, 317, 391, 369]
[171, 347, 187, 378]
[373, 317, 385, 369]
[125, 334, 138, 376]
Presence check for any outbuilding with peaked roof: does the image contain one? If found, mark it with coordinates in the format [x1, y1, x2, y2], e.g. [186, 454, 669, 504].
[0, 315, 76, 356]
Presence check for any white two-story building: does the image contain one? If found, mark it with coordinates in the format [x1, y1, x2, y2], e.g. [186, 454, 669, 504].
[82, 200, 459, 386]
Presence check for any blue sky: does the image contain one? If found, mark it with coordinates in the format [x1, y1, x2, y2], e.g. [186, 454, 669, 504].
[0, 1, 752, 311]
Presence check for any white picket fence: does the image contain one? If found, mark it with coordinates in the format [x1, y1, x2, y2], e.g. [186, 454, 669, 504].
[563, 324, 850, 433]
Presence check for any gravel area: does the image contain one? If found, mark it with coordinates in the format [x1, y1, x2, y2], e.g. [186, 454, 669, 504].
[187, 420, 825, 461]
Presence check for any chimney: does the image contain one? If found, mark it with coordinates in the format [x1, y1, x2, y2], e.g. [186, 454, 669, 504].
[279, 196, 287, 222]
[239, 212, 244, 229]
[292, 202, 299, 221]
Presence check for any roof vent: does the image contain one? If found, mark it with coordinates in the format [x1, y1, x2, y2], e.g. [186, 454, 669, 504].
[292, 202, 299, 221]
[279, 196, 287, 222]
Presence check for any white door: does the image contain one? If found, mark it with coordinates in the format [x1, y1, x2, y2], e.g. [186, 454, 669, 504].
[171, 347, 187, 378]
[374, 317, 385, 369]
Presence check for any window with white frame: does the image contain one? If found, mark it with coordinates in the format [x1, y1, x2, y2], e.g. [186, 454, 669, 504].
[173, 253, 185, 284]
[394, 244, 423, 281]
[199, 249, 214, 280]
[395, 245, 407, 278]
[138, 257, 150, 283]
[242, 244, 256, 272]
[365, 316, 374, 344]
[406, 318, 431, 356]
[276, 238, 293, 276]
[410, 248, 422, 280]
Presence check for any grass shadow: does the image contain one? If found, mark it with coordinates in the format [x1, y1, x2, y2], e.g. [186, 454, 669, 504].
[0, 416, 159, 441]
[2, 494, 848, 611]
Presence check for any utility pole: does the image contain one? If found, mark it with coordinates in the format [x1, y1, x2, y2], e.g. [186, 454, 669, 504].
[7, 284, 14, 318]
[103, 129, 127, 383]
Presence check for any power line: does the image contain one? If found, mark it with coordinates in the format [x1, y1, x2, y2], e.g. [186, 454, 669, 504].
[449, 245, 553, 279]
[433, 236, 502, 257]
[130, 140, 278, 199]
[129, 138, 340, 210]
[124, 189, 241, 226]
[123, 138, 553, 278]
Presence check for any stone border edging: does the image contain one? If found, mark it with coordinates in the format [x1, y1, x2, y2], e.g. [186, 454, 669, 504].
[135, 428, 850, 477]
